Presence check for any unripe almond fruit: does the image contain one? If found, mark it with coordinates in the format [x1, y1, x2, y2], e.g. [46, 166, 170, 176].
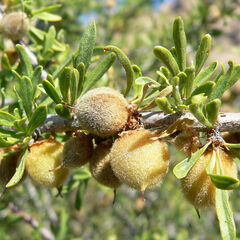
[90, 141, 121, 189]
[26, 140, 69, 188]
[110, 129, 170, 191]
[61, 132, 93, 168]
[75, 87, 129, 137]
[0, 12, 29, 41]
[180, 149, 237, 209]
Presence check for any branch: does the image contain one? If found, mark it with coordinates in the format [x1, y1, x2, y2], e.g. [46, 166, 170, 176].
[36, 112, 240, 135]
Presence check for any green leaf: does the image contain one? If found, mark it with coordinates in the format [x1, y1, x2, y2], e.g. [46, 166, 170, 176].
[178, 72, 187, 96]
[55, 104, 71, 119]
[73, 168, 91, 181]
[26, 106, 47, 136]
[206, 99, 221, 125]
[195, 34, 212, 75]
[172, 76, 182, 106]
[70, 68, 79, 105]
[224, 143, 240, 148]
[75, 179, 88, 210]
[135, 77, 160, 87]
[1, 53, 11, 70]
[209, 174, 239, 190]
[33, 12, 62, 22]
[173, 16, 187, 71]
[185, 81, 215, 105]
[76, 62, 85, 97]
[209, 61, 240, 101]
[173, 142, 211, 179]
[6, 149, 28, 188]
[74, 22, 96, 70]
[32, 65, 43, 86]
[43, 25, 56, 54]
[0, 136, 18, 147]
[31, 4, 62, 15]
[104, 45, 134, 97]
[0, 110, 16, 127]
[185, 67, 195, 98]
[16, 44, 33, 77]
[155, 97, 175, 114]
[194, 61, 218, 86]
[82, 52, 116, 94]
[42, 79, 62, 104]
[17, 76, 33, 119]
[59, 67, 71, 103]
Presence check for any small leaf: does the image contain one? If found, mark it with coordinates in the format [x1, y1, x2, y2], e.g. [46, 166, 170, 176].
[59, 67, 71, 103]
[206, 99, 221, 125]
[173, 142, 211, 179]
[33, 12, 62, 22]
[104, 45, 134, 97]
[194, 61, 218, 86]
[195, 34, 212, 75]
[31, 4, 62, 15]
[16, 44, 33, 77]
[0, 110, 16, 127]
[224, 143, 240, 149]
[135, 77, 160, 87]
[42, 79, 62, 104]
[43, 25, 56, 54]
[6, 149, 28, 188]
[1, 53, 11, 70]
[73, 168, 91, 181]
[155, 97, 175, 114]
[74, 22, 96, 70]
[26, 105, 47, 136]
[156, 71, 170, 86]
[55, 104, 71, 119]
[209, 174, 239, 190]
[32, 65, 43, 86]
[75, 179, 88, 211]
[70, 68, 79, 105]
[82, 52, 116, 94]
[173, 16, 187, 71]
[153, 46, 180, 76]
[185, 67, 195, 98]
[76, 62, 85, 97]
[172, 76, 182, 106]
[0, 136, 18, 147]
[178, 72, 187, 96]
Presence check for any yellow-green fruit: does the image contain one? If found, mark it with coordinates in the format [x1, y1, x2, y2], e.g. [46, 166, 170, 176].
[62, 133, 93, 168]
[26, 140, 69, 188]
[90, 143, 121, 189]
[110, 129, 170, 191]
[180, 149, 237, 209]
[75, 87, 129, 137]
[0, 12, 29, 41]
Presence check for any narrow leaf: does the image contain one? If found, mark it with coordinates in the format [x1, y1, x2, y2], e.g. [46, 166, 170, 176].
[32, 65, 43, 86]
[0, 110, 16, 127]
[76, 62, 85, 97]
[185, 67, 195, 98]
[75, 179, 88, 210]
[33, 12, 62, 22]
[43, 25, 56, 54]
[59, 67, 71, 103]
[0, 136, 18, 147]
[206, 99, 221, 125]
[55, 104, 71, 119]
[173, 142, 211, 179]
[155, 97, 175, 114]
[70, 68, 79, 105]
[42, 79, 62, 104]
[209, 174, 239, 190]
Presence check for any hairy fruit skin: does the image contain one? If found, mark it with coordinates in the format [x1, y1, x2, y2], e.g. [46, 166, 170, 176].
[110, 129, 170, 191]
[0, 12, 29, 41]
[181, 149, 237, 209]
[26, 140, 69, 188]
[75, 87, 129, 137]
[90, 143, 121, 189]
[61, 133, 93, 168]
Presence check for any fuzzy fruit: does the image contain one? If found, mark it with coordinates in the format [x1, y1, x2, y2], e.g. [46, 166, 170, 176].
[26, 140, 69, 188]
[110, 129, 170, 191]
[0, 12, 29, 41]
[180, 148, 237, 209]
[90, 142, 121, 189]
[61, 133, 93, 168]
[75, 87, 129, 137]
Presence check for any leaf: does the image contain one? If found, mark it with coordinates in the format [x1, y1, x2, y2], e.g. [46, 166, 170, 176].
[6, 149, 28, 188]
[1, 53, 11, 70]
[16, 44, 33, 77]
[185, 81, 215, 105]
[224, 143, 240, 149]
[104, 45, 134, 97]
[59, 67, 71, 103]
[43, 25, 56, 54]
[173, 142, 211, 179]
[153, 46, 180, 76]
[209, 61, 240, 101]
[135, 77, 160, 87]
[155, 97, 175, 114]
[206, 99, 221, 125]
[178, 72, 187, 96]
[0, 136, 18, 147]
[0, 110, 16, 127]
[209, 174, 239, 190]
[172, 76, 182, 106]
[70, 68, 79, 105]
[74, 21, 96, 70]
[173, 16, 187, 71]
[33, 12, 62, 22]
[32, 65, 43, 86]
[195, 34, 212, 75]
[75, 179, 88, 210]
[17, 76, 33, 120]
[194, 61, 218, 86]
[55, 104, 71, 119]
[82, 52, 116, 94]
[31, 4, 62, 15]
[76, 62, 85, 97]
[73, 168, 91, 181]
[185, 67, 195, 98]
[42, 80, 62, 104]
[26, 106, 47, 136]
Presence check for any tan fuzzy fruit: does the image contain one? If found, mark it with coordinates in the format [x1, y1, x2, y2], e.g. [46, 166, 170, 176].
[26, 140, 69, 188]
[61, 133, 93, 168]
[75, 87, 129, 137]
[90, 142, 121, 189]
[180, 149, 237, 209]
[0, 12, 29, 41]
[110, 129, 170, 191]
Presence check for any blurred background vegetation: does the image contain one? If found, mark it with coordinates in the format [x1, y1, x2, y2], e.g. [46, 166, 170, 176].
[1, 0, 240, 239]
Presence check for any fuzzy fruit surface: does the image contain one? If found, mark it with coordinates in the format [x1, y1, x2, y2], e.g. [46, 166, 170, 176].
[181, 149, 237, 209]
[0, 12, 29, 41]
[75, 87, 129, 137]
[62, 133, 93, 168]
[26, 140, 69, 188]
[90, 143, 121, 189]
[110, 129, 170, 190]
